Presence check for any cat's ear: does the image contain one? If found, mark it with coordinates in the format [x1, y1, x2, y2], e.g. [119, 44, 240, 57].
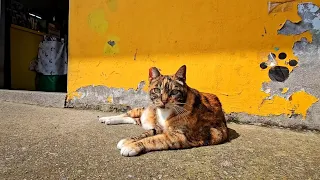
[149, 67, 161, 81]
[175, 65, 186, 82]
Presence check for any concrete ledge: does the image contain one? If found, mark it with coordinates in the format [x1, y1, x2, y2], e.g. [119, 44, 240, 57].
[0, 90, 66, 108]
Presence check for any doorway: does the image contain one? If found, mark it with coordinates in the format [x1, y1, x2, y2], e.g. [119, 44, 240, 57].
[1, 0, 69, 92]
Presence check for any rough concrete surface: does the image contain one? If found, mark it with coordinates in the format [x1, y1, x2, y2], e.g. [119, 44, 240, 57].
[0, 90, 66, 108]
[1, 102, 320, 180]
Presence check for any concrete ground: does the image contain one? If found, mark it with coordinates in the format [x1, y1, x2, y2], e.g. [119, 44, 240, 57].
[1, 102, 320, 180]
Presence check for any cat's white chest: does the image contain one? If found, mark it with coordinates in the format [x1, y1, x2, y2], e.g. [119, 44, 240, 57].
[156, 108, 172, 128]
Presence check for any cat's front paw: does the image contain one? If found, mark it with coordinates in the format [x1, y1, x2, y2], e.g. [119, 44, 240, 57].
[117, 138, 135, 149]
[120, 143, 144, 157]
[98, 117, 114, 125]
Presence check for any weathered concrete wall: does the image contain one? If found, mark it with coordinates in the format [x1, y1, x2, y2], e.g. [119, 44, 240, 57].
[67, 82, 150, 112]
[67, 0, 320, 130]
[252, 2, 320, 130]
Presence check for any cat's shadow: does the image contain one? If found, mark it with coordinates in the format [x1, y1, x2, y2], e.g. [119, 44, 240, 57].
[227, 128, 240, 142]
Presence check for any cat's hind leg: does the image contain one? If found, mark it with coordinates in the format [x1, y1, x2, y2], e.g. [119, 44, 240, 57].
[98, 107, 145, 125]
[209, 126, 228, 145]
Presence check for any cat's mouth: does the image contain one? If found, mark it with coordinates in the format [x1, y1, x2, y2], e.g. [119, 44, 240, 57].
[158, 105, 167, 109]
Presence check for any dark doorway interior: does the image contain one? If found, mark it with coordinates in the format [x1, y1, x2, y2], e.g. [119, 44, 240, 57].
[0, 0, 5, 88]
[0, 0, 11, 89]
[1, 0, 69, 92]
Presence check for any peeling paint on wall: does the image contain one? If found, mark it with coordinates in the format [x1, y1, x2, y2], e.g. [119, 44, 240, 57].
[261, 2, 320, 119]
[268, 0, 294, 14]
[278, 3, 320, 35]
[259, 91, 318, 119]
[66, 81, 150, 111]
[281, 87, 289, 94]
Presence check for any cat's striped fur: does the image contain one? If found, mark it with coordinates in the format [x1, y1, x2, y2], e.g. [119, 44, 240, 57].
[99, 65, 228, 156]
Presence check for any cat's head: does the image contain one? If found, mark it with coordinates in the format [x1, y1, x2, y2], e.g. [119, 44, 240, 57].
[148, 65, 188, 109]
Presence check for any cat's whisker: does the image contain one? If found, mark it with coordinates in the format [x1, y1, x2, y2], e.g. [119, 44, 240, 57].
[172, 106, 183, 116]
[172, 107, 183, 121]
[173, 105, 189, 114]
[172, 105, 189, 122]
[174, 102, 187, 105]
[174, 103, 192, 111]
[173, 106, 182, 113]
[173, 108, 188, 122]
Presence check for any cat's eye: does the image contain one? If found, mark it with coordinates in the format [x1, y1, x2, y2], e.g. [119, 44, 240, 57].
[153, 88, 161, 93]
[170, 90, 180, 96]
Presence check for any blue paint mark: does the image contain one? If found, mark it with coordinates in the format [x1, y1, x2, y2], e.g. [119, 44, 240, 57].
[274, 47, 279, 51]
[108, 40, 116, 47]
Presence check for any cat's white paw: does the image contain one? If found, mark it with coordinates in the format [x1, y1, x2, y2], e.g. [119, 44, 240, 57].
[117, 138, 135, 149]
[120, 144, 140, 157]
[117, 139, 127, 149]
[98, 117, 114, 125]
[98, 116, 136, 125]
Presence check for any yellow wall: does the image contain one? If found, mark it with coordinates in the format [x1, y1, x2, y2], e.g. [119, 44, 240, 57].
[69, 0, 319, 118]
[10, 24, 44, 90]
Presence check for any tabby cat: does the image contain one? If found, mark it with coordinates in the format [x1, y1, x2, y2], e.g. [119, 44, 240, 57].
[99, 65, 228, 156]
